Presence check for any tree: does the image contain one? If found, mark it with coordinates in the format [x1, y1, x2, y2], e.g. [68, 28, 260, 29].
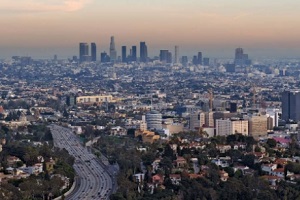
[224, 167, 235, 177]
[211, 136, 226, 145]
[141, 152, 156, 166]
[266, 139, 277, 148]
[160, 157, 173, 174]
[16, 161, 24, 168]
[227, 149, 243, 163]
[242, 154, 255, 169]
[163, 145, 175, 160]
[254, 146, 261, 152]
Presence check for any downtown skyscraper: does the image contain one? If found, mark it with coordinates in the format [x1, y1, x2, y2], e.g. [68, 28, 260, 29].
[109, 36, 117, 62]
[131, 46, 137, 62]
[234, 48, 251, 66]
[197, 52, 202, 65]
[79, 43, 89, 63]
[160, 50, 172, 63]
[140, 42, 148, 62]
[91, 43, 97, 62]
[174, 46, 179, 64]
[122, 46, 127, 63]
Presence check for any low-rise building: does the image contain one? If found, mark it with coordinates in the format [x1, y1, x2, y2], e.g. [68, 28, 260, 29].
[76, 95, 114, 104]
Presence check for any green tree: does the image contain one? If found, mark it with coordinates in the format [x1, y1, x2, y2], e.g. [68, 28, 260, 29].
[266, 139, 277, 148]
[242, 154, 255, 169]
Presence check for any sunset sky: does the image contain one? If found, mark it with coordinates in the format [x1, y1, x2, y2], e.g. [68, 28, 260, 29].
[1, 0, 300, 59]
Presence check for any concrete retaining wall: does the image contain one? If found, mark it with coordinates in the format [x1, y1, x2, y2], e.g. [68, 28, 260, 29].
[54, 178, 77, 200]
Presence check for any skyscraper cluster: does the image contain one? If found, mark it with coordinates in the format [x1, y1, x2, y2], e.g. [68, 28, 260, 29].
[79, 42, 97, 63]
[192, 52, 203, 65]
[78, 37, 249, 67]
[121, 45, 138, 63]
[80, 36, 149, 63]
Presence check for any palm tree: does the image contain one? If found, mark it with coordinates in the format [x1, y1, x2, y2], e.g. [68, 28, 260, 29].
[199, 127, 208, 138]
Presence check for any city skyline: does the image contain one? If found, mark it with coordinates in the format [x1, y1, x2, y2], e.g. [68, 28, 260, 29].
[1, 0, 300, 59]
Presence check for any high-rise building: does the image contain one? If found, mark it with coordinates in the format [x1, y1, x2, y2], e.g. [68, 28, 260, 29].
[266, 108, 280, 127]
[109, 36, 117, 62]
[122, 46, 127, 63]
[230, 103, 237, 113]
[181, 56, 188, 66]
[79, 43, 89, 63]
[139, 115, 147, 131]
[91, 43, 97, 62]
[131, 46, 137, 62]
[167, 52, 172, 63]
[267, 117, 274, 131]
[72, 56, 78, 62]
[100, 52, 110, 63]
[160, 50, 169, 63]
[216, 119, 232, 136]
[197, 52, 202, 65]
[231, 119, 248, 135]
[140, 42, 148, 62]
[159, 50, 172, 63]
[282, 90, 300, 121]
[234, 48, 251, 66]
[66, 95, 76, 106]
[235, 48, 244, 60]
[216, 118, 248, 136]
[174, 46, 179, 64]
[203, 57, 210, 66]
[205, 112, 214, 127]
[248, 114, 268, 138]
[189, 112, 205, 130]
[224, 64, 236, 73]
[192, 55, 198, 65]
[146, 110, 162, 130]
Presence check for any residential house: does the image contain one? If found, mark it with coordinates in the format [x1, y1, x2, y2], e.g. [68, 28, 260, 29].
[152, 174, 164, 186]
[110, 126, 127, 136]
[233, 165, 249, 174]
[169, 174, 181, 185]
[233, 143, 246, 150]
[174, 157, 187, 168]
[271, 168, 285, 178]
[152, 159, 161, 173]
[220, 170, 229, 182]
[216, 145, 231, 153]
[19, 163, 43, 175]
[261, 175, 283, 189]
[211, 158, 230, 168]
[261, 163, 277, 175]
[188, 174, 203, 179]
[133, 173, 145, 183]
[7, 156, 22, 167]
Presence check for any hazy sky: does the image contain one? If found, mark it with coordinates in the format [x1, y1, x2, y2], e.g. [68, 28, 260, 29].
[1, 0, 300, 59]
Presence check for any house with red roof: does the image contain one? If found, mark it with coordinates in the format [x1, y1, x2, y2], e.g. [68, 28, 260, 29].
[152, 174, 164, 186]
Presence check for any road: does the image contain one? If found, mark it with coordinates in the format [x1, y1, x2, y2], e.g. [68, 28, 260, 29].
[49, 124, 115, 200]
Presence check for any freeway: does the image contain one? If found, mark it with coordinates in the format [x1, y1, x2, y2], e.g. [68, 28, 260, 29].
[49, 124, 115, 200]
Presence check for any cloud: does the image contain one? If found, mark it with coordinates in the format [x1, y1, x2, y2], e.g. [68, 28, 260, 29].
[1, 0, 93, 12]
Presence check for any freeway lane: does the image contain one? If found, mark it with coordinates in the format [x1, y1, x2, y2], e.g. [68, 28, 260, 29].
[49, 124, 114, 200]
